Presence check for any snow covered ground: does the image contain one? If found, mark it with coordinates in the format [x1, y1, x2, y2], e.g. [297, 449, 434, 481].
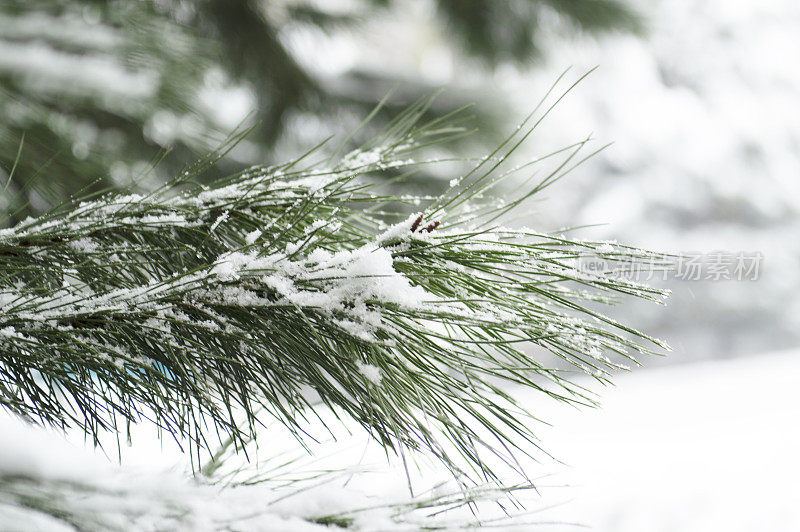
[531, 349, 800, 531]
[3, 349, 797, 530]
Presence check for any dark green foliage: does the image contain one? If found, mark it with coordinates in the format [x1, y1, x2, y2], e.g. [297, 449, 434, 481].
[436, 0, 642, 65]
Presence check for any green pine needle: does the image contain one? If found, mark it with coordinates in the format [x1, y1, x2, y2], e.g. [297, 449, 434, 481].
[0, 96, 669, 481]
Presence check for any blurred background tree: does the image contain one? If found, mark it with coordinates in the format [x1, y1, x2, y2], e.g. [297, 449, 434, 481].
[0, 0, 641, 225]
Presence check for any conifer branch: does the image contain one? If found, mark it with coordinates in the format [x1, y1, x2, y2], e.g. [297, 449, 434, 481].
[0, 102, 669, 480]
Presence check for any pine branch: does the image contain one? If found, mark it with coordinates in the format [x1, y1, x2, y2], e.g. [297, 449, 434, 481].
[0, 100, 669, 481]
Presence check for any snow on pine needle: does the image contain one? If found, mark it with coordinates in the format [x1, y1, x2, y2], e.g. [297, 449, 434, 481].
[0, 97, 669, 481]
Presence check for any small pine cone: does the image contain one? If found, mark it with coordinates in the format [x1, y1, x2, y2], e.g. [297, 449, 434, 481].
[410, 214, 424, 233]
[423, 221, 440, 233]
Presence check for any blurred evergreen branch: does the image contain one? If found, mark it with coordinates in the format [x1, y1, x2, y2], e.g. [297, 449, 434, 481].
[0, 0, 642, 223]
[435, 0, 642, 65]
[0, 452, 544, 530]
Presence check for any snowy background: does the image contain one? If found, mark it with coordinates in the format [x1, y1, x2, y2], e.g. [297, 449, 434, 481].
[338, 0, 800, 364]
[3, 0, 800, 530]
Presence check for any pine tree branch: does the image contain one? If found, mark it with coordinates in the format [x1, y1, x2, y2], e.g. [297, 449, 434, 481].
[0, 101, 669, 481]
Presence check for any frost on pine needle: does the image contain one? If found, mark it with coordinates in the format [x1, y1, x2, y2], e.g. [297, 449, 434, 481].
[0, 96, 669, 481]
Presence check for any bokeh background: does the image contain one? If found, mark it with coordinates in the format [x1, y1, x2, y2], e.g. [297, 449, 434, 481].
[2, 2, 799, 529]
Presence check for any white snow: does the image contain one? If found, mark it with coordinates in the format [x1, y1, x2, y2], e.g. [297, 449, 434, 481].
[341, 148, 383, 169]
[0, 416, 332, 531]
[266, 244, 429, 340]
[0, 326, 24, 340]
[0, 416, 113, 484]
[245, 229, 261, 245]
[203, 217, 434, 340]
[0, 41, 157, 100]
[208, 209, 229, 232]
[67, 238, 100, 253]
[596, 242, 615, 254]
[356, 362, 383, 385]
[527, 348, 800, 531]
[3, 349, 797, 530]
[0, 12, 122, 50]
